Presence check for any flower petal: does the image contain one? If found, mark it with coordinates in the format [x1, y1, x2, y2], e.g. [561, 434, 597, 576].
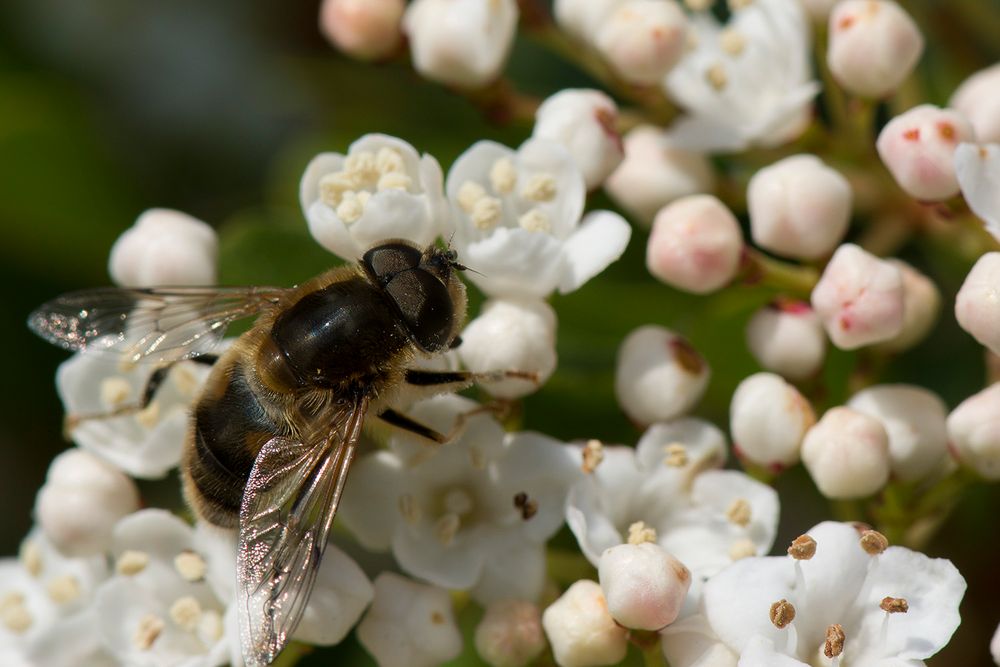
[737, 635, 809, 667]
[463, 227, 567, 298]
[299, 152, 346, 214]
[293, 544, 374, 646]
[558, 210, 631, 294]
[955, 142, 1000, 242]
[469, 532, 546, 605]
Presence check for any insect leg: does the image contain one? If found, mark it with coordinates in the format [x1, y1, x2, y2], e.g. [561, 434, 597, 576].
[403, 368, 539, 393]
[377, 403, 506, 446]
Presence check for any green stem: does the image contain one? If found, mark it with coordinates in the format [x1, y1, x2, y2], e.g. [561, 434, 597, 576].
[739, 248, 820, 299]
[547, 549, 597, 586]
[642, 638, 666, 667]
[272, 642, 313, 667]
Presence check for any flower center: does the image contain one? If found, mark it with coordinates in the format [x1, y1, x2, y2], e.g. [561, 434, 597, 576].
[318, 147, 411, 223]
[0, 591, 32, 634]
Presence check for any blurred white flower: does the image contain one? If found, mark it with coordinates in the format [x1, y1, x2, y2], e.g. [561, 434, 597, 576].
[877, 259, 942, 352]
[108, 209, 217, 287]
[446, 138, 630, 298]
[532, 89, 624, 190]
[745, 301, 826, 381]
[356, 572, 461, 667]
[730, 373, 815, 471]
[595, 1, 688, 86]
[663, 521, 965, 667]
[339, 397, 579, 604]
[403, 0, 518, 88]
[474, 599, 546, 667]
[955, 252, 1000, 355]
[801, 407, 890, 499]
[950, 63, 1000, 144]
[319, 0, 404, 61]
[947, 383, 1000, 480]
[300, 134, 449, 261]
[542, 580, 627, 667]
[992, 620, 1000, 666]
[665, 0, 818, 152]
[954, 142, 1000, 242]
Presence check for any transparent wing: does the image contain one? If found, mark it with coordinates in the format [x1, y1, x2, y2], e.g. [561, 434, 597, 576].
[27, 285, 287, 364]
[237, 395, 369, 667]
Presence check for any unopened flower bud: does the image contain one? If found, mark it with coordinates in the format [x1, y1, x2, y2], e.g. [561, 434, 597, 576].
[877, 259, 941, 352]
[730, 373, 815, 469]
[615, 325, 710, 426]
[554, 0, 624, 43]
[876, 105, 975, 201]
[647, 195, 742, 294]
[108, 209, 217, 287]
[403, 0, 518, 88]
[990, 620, 1000, 665]
[950, 63, 1000, 144]
[747, 154, 852, 260]
[475, 599, 546, 667]
[955, 253, 1000, 356]
[604, 125, 714, 226]
[319, 0, 404, 60]
[533, 90, 624, 190]
[947, 383, 1000, 480]
[827, 0, 924, 98]
[458, 298, 556, 399]
[595, 1, 687, 86]
[811, 244, 904, 349]
[801, 407, 891, 499]
[35, 449, 140, 556]
[848, 384, 948, 481]
[542, 580, 628, 667]
[598, 543, 690, 631]
[745, 301, 826, 380]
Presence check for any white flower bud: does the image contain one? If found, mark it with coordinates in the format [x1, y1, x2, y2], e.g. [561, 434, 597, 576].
[554, 0, 624, 43]
[745, 301, 826, 380]
[991, 619, 1000, 666]
[35, 449, 140, 556]
[955, 252, 1000, 356]
[876, 105, 975, 201]
[319, 0, 404, 60]
[730, 373, 815, 470]
[604, 125, 714, 227]
[595, 1, 687, 86]
[826, 0, 924, 98]
[598, 543, 690, 631]
[458, 298, 557, 399]
[877, 259, 941, 352]
[474, 599, 546, 667]
[847, 384, 948, 481]
[747, 154, 852, 260]
[533, 90, 624, 190]
[810, 244, 904, 349]
[801, 407, 891, 499]
[950, 63, 1000, 144]
[108, 209, 217, 287]
[403, 0, 518, 88]
[542, 580, 628, 667]
[947, 383, 1000, 480]
[646, 195, 743, 294]
[615, 325, 710, 427]
[797, 0, 837, 22]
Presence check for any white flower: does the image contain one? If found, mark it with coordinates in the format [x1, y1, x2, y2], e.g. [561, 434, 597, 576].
[730, 373, 815, 470]
[339, 396, 580, 604]
[566, 420, 779, 608]
[876, 259, 942, 353]
[474, 599, 546, 667]
[446, 138, 630, 298]
[663, 522, 965, 667]
[300, 134, 449, 261]
[801, 407, 890, 499]
[356, 572, 462, 667]
[956, 252, 1000, 356]
[403, 0, 518, 88]
[595, 1, 688, 86]
[745, 301, 826, 381]
[665, 0, 819, 152]
[947, 383, 1000, 480]
[532, 89, 624, 190]
[108, 209, 217, 287]
[57, 345, 213, 479]
[319, 0, 404, 61]
[542, 580, 628, 667]
[955, 142, 1000, 243]
[950, 63, 1000, 144]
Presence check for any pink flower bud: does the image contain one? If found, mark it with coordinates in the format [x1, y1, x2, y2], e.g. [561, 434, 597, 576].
[475, 600, 546, 667]
[801, 407, 891, 499]
[598, 543, 690, 631]
[955, 252, 1000, 356]
[605, 125, 714, 227]
[811, 244, 905, 349]
[731, 373, 815, 470]
[595, 1, 687, 86]
[747, 154, 852, 260]
[542, 580, 628, 667]
[108, 209, 217, 287]
[877, 259, 941, 352]
[319, 0, 404, 61]
[950, 63, 1000, 144]
[947, 383, 1000, 480]
[848, 384, 948, 481]
[827, 0, 923, 98]
[646, 195, 743, 294]
[745, 301, 826, 380]
[533, 90, 624, 190]
[876, 104, 975, 201]
[615, 325, 710, 427]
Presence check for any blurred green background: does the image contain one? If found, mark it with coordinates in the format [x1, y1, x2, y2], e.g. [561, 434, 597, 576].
[1, 0, 998, 664]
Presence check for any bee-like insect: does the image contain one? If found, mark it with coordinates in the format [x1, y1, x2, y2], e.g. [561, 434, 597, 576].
[28, 239, 522, 665]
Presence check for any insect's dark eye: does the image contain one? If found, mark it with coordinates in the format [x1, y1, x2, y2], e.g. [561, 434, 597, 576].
[383, 268, 454, 352]
[362, 242, 423, 286]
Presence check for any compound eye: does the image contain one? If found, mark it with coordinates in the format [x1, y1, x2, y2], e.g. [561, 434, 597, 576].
[384, 268, 454, 352]
[362, 242, 423, 286]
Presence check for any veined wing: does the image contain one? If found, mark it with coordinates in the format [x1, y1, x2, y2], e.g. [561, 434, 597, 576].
[237, 394, 369, 666]
[27, 285, 287, 364]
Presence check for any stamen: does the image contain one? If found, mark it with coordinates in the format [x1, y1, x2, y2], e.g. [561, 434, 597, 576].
[435, 514, 461, 545]
[398, 494, 421, 524]
[627, 521, 657, 545]
[729, 538, 756, 561]
[490, 158, 517, 195]
[135, 401, 161, 428]
[319, 171, 356, 207]
[46, 575, 81, 605]
[344, 151, 378, 185]
[375, 147, 405, 174]
[198, 610, 225, 643]
[117, 550, 150, 576]
[19, 540, 42, 578]
[171, 365, 200, 396]
[825, 623, 846, 658]
[457, 181, 487, 213]
[133, 613, 166, 650]
[377, 172, 412, 192]
[684, 0, 712, 9]
[100, 376, 132, 408]
[787, 535, 817, 560]
[880, 597, 908, 614]
[518, 209, 551, 233]
[336, 192, 366, 224]
[720, 29, 746, 56]
[0, 592, 32, 634]
[663, 443, 688, 467]
[859, 530, 889, 555]
[705, 63, 728, 91]
[769, 599, 795, 629]
[513, 492, 538, 520]
[521, 173, 557, 202]
[169, 596, 202, 631]
[174, 550, 207, 583]
[471, 197, 503, 230]
[581, 439, 604, 473]
[725, 498, 752, 527]
[729, 0, 752, 9]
